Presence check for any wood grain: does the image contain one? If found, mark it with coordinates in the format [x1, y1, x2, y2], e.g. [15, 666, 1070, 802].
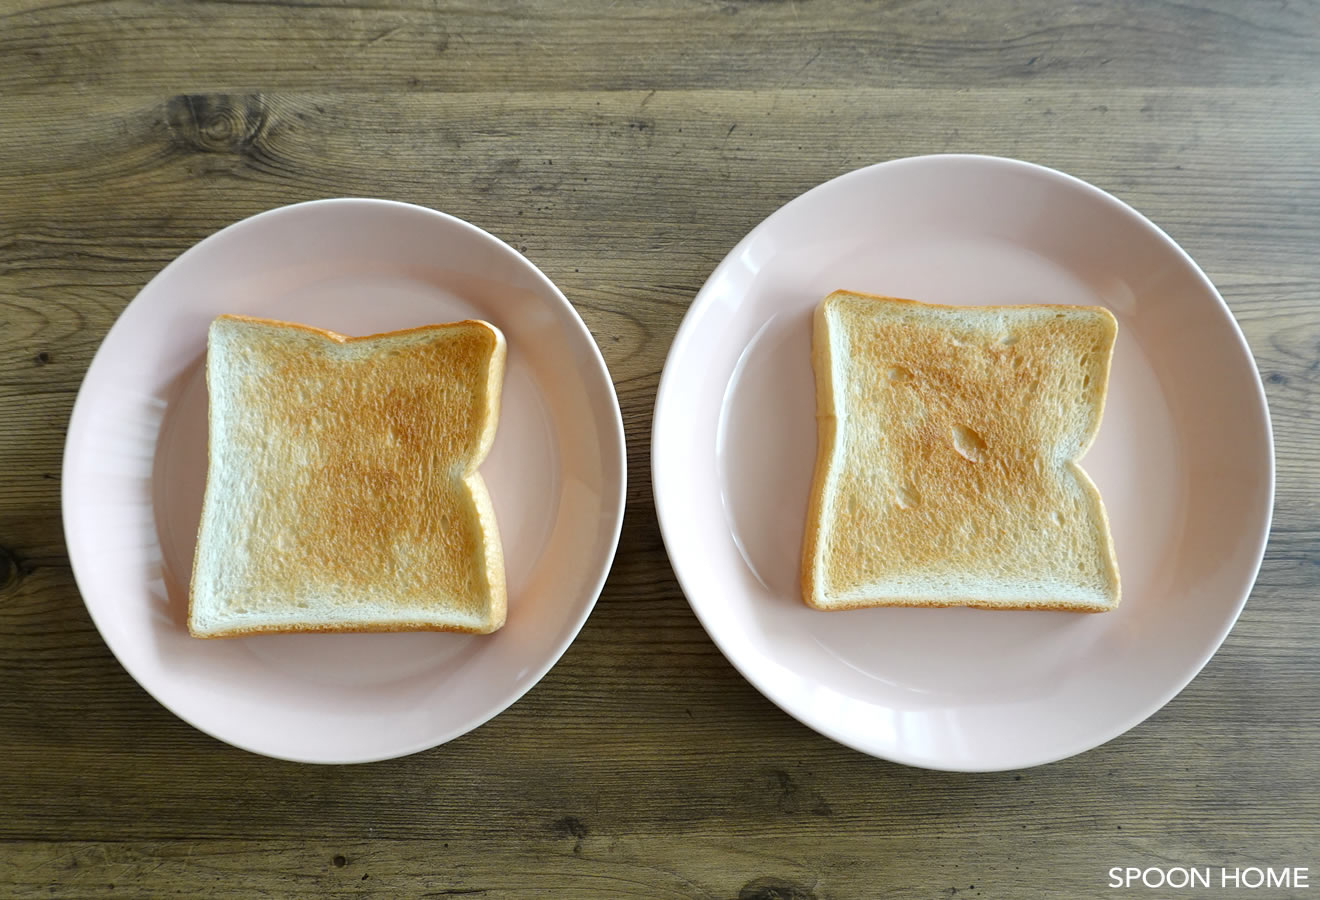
[1, 830, 1313, 899]
[1, 1, 1318, 897]
[2, 0, 1318, 94]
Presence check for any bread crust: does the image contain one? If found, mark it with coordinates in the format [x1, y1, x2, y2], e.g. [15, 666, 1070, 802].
[801, 301, 836, 610]
[801, 290, 1120, 613]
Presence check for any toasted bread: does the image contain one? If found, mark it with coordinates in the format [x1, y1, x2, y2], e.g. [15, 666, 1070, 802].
[802, 291, 1120, 612]
[188, 315, 507, 638]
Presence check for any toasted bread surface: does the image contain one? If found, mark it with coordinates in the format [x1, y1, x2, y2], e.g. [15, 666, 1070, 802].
[188, 315, 507, 637]
[802, 291, 1120, 612]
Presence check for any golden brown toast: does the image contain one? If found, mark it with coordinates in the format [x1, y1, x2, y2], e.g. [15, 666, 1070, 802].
[802, 291, 1120, 612]
[189, 314, 507, 637]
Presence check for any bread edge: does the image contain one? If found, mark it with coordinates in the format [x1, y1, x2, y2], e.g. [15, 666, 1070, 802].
[189, 619, 507, 639]
[801, 300, 838, 610]
[817, 288, 1120, 320]
[808, 594, 1117, 613]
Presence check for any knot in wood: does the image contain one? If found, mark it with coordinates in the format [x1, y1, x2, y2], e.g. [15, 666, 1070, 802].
[738, 877, 818, 900]
[166, 93, 269, 155]
[0, 547, 19, 594]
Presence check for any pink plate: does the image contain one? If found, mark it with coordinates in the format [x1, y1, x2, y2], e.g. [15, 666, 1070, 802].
[653, 155, 1274, 771]
[63, 199, 626, 763]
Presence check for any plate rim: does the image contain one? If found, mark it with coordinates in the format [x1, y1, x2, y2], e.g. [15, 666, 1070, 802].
[651, 153, 1276, 771]
[61, 197, 628, 764]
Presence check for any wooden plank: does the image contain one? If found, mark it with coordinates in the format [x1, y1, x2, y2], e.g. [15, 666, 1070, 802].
[1, 0, 1318, 96]
[2, 832, 1317, 899]
[3, 88, 1318, 261]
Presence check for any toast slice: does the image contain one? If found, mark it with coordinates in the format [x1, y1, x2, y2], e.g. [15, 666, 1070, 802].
[802, 291, 1120, 612]
[188, 315, 507, 637]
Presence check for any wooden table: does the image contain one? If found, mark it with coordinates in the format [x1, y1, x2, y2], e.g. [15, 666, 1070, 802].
[2, 2, 1317, 897]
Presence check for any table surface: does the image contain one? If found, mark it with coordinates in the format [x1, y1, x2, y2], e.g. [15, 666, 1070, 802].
[2, 1, 1317, 897]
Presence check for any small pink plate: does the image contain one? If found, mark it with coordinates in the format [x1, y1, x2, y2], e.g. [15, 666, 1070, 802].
[63, 199, 626, 763]
[653, 155, 1274, 771]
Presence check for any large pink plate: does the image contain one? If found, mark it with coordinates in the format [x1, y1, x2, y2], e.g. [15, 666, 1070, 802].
[652, 155, 1274, 771]
[63, 199, 626, 763]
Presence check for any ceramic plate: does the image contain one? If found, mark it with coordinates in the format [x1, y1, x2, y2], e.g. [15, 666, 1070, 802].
[653, 155, 1274, 771]
[63, 199, 626, 763]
